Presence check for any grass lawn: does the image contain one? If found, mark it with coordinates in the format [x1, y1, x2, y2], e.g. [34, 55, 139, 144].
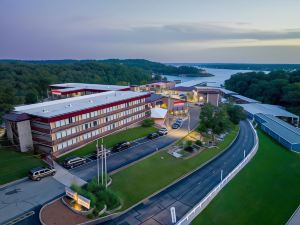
[110, 125, 239, 210]
[0, 147, 44, 185]
[58, 126, 157, 161]
[192, 130, 300, 225]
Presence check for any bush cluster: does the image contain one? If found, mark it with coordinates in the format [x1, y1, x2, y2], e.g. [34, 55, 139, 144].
[71, 177, 121, 218]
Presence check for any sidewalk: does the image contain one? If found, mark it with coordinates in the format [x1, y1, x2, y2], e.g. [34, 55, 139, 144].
[53, 162, 87, 187]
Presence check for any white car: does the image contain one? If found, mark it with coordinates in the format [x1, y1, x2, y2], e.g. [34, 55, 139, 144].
[158, 127, 168, 135]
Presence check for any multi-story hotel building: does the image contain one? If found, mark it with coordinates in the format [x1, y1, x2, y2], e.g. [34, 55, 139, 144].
[4, 91, 150, 157]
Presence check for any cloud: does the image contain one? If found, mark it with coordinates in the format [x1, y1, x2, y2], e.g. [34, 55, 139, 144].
[71, 22, 300, 45]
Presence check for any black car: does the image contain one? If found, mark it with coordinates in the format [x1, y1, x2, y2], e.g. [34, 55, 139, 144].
[172, 123, 180, 129]
[147, 133, 159, 139]
[63, 156, 86, 169]
[112, 141, 131, 152]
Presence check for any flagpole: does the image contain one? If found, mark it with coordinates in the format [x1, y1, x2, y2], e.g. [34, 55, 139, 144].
[101, 138, 104, 185]
[96, 139, 100, 185]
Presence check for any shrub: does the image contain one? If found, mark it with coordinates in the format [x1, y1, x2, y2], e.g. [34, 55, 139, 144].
[184, 140, 194, 152]
[87, 213, 95, 219]
[86, 178, 105, 193]
[97, 189, 121, 210]
[195, 140, 202, 146]
[142, 118, 154, 127]
[83, 191, 97, 208]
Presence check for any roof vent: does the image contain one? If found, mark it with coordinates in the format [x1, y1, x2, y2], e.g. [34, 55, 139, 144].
[89, 100, 93, 103]
[65, 103, 72, 108]
[42, 108, 49, 113]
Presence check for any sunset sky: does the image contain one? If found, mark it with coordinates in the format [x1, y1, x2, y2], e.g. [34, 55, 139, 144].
[1, 0, 300, 63]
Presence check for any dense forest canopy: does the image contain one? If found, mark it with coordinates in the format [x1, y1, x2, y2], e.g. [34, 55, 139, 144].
[0, 61, 152, 120]
[0, 59, 206, 121]
[0, 59, 207, 76]
[225, 70, 300, 116]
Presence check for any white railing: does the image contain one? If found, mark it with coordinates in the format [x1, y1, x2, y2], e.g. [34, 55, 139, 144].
[176, 120, 259, 225]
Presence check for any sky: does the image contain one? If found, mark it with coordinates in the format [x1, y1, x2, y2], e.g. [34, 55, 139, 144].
[1, 0, 300, 63]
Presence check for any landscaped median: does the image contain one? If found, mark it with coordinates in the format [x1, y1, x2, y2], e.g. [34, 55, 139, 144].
[192, 130, 300, 225]
[109, 125, 239, 210]
[58, 126, 157, 162]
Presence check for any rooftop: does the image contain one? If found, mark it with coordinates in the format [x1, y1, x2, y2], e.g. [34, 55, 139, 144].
[2, 112, 31, 122]
[232, 94, 260, 103]
[50, 83, 129, 92]
[218, 88, 238, 95]
[255, 113, 300, 144]
[175, 80, 207, 87]
[146, 93, 165, 103]
[171, 86, 196, 92]
[14, 91, 148, 118]
[239, 103, 299, 119]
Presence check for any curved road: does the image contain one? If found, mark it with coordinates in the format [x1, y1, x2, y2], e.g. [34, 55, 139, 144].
[101, 120, 255, 225]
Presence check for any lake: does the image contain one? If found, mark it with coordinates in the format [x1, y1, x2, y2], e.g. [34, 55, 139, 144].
[163, 67, 253, 86]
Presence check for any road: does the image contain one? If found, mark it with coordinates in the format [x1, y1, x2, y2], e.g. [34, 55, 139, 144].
[0, 106, 200, 225]
[100, 120, 255, 225]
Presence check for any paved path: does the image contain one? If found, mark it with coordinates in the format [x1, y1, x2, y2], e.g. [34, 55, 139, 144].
[53, 161, 87, 187]
[100, 120, 255, 225]
[0, 106, 200, 225]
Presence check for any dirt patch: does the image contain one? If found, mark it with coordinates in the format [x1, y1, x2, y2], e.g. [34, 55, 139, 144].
[41, 198, 88, 225]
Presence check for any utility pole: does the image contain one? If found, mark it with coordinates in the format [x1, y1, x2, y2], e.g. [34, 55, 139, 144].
[96, 139, 100, 185]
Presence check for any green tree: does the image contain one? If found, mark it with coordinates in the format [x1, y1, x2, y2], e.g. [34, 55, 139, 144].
[226, 104, 247, 124]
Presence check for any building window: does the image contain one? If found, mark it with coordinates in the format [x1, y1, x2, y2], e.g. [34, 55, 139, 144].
[93, 121, 98, 127]
[56, 132, 62, 139]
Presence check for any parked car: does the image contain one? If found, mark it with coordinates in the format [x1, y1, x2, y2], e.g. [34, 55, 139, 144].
[147, 132, 159, 139]
[112, 141, 131, 152]
[176, 118, 183, 125]
[28, 167, 56, 181]
[63, 156, 86, 169]
[172, 123, 180, 129]
[158, 127, 168, 135]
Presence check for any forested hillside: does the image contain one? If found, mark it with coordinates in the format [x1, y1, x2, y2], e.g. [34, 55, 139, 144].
[0, 62, 152, 120]
[101, 59, 209, 76]
[225, 70, 300, 116]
